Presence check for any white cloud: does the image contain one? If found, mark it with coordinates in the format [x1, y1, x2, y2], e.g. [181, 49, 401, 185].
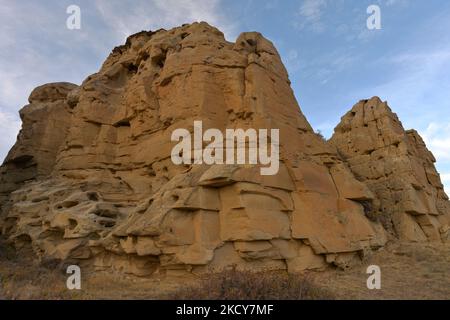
[296, 48, 361, 84]
[95, 0, 237, 41]
[0, 2, 106, 108]
[359, 47, 450, 131]
[422, 122, 450, 161]
[284, 49, 304, 74]
[296, 0, 328, 32]
[299, 0, 327, 21]
[442, 174, 450, 196]
[0, 110, 21, 163]
[382, 0, 410, 7]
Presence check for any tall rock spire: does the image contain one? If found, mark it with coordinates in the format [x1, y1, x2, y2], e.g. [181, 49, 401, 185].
[331, 97, 450, 242]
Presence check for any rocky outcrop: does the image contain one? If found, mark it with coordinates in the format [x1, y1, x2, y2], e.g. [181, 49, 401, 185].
[0, 82, 77, 206]
[330, 97, 450, 242]
[4, 22, 442, 277]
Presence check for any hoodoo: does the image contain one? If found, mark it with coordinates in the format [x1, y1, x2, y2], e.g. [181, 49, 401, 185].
[0, 23, 448, 277]
[330, 97, 450, 242]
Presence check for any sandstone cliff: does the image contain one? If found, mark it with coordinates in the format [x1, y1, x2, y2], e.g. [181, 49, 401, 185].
[0, 22, 447, 277]
[0, 83, 77, 206]
[331, 97, 450, 242]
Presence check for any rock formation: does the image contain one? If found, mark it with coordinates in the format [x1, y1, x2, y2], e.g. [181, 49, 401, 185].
[0, 22, 447, 277]
[0, 83, 77, 206]
[331, 97, 450, 242]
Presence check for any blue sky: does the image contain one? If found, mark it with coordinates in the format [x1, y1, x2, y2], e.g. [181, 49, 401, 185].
[1, 0, 449, 192]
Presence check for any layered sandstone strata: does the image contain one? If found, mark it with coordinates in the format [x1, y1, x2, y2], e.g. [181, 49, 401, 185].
[0, 22, 428, 277]
[330, 97, 450, 242]
[0, 83, 77, 206]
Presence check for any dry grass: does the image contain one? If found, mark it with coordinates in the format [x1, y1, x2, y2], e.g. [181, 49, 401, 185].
[0, 237, 73, 299]
[172, 269, 333, 300]
[320, 242, 450, 300]
[0, 237, 16, 261]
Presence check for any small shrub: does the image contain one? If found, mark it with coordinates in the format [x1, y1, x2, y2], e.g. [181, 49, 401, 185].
[39, 257, 63, 271]
[315, 130, 327, 142]
[0, 237, 17, 261]
[358, 200, 379, 222]
[172, 269, 333, 300]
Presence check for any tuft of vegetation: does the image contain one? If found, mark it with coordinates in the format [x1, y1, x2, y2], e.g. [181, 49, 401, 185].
[172, 269, 333, 300]
[0, 237, 17, 261]
[358, 200, 378, 222]
[315, 130, 327, 142]
[39, 257, 63, 271]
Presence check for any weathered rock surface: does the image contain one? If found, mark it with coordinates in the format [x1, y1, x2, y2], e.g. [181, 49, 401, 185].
[2, 22, 445, 277]
[330, 97, 450, 242]
[0, 82, 77, 206]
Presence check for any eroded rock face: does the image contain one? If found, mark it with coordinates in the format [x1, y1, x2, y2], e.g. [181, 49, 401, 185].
[330, 97, 450, 242]
[0, 82, 77, 207]
[0, 23, 390, 276]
